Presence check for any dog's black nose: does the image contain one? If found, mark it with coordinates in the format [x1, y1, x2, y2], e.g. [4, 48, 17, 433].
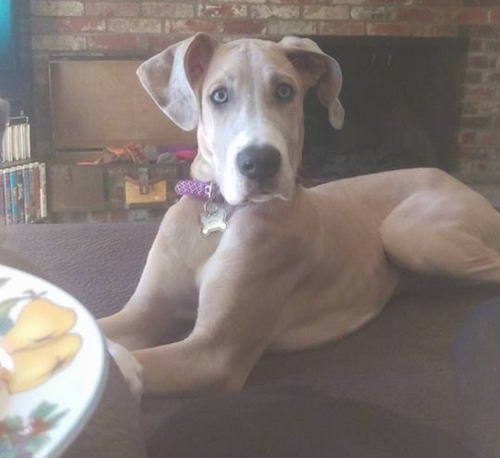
[236, 145, 281, 181]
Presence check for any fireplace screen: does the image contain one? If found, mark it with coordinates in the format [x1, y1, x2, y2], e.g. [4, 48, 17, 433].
[302, 37, 467, 181]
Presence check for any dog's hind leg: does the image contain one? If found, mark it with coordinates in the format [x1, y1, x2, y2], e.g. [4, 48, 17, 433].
[380, 204, 500, 285]
[383, 227, 500, 284]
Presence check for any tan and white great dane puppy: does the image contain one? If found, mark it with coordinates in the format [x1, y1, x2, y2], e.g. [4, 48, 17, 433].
[100, 34, 500, 399]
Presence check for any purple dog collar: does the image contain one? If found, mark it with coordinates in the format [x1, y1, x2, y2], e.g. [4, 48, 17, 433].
[175, 179, 211, 200]
[175, 180, 229, 235]
[175, 179, 225, 203]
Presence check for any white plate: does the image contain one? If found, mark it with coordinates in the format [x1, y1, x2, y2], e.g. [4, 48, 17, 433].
[0, 265, 108, 458]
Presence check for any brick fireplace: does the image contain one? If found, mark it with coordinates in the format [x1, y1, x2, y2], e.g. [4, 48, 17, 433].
[301, 36, 466, 181]
[28, 0, 500, 189]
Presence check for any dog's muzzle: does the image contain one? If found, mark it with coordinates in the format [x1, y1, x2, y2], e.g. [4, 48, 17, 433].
[236, 145, 282, 183]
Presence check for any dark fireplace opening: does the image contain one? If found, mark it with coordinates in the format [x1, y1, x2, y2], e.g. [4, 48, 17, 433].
[302, 36, 467, 181]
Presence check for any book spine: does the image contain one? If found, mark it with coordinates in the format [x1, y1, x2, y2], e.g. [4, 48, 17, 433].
[39, 162, 47, 219]
[16, 167, 25, 224]
[17, 124, 24, 161]
[25, 123, 31, 160]
[23, 165, 30, 223]
[18, 124, 25, 161]
[27, 163, 35, 223]
[0, 171, 5, 226]
[3, 168, 11, 225]
[9, 168, 17, 224]
[13, 125, 19, 162]
[33, 162, 41, 220]
[8, 126, 13, 162]
[4, 126, 12, 162]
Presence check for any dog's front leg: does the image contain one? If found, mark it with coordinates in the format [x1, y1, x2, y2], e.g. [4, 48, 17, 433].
[99, 235, 197, 398]
[100, 248, 195, 349]
[99, 206, 204, 352]
[133, 222, 308, 395]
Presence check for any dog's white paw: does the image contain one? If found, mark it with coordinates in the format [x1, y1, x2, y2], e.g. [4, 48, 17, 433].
[106, 339, 144, 401]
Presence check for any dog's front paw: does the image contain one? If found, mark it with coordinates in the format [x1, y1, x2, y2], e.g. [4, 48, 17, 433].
[106, 339, 143, 401]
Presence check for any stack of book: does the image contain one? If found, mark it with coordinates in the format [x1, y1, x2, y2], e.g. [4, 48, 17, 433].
[1, 116, 31, 163]
[0, 162, 47, 225]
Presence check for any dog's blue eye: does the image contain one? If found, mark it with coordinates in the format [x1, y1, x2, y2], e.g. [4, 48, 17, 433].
[276, 83, 294, 101]
[211, 88, 229, 105]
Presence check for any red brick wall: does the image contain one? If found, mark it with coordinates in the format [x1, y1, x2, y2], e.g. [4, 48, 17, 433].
[30, 0, 500, 184]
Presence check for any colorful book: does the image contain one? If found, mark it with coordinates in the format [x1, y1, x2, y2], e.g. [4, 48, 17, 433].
[33, 162, 40, 221]
[22, 165, 31, 223]
[0, 171, 5, 226]
[27, 163, 36, 222]
[39, 163, 47, 219]
[16, 167, 25, 224]
[8, 168, 16, 224]
[0, 162, 48, 225]
[4, 168, 11, 225]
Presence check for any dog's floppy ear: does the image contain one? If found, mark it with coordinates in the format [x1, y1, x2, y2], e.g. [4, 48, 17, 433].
[137, 33, 219, 131]
[278, 36, 344, 130]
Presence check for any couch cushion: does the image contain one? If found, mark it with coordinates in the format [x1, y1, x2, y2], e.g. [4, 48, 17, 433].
[4, 222, 159, 317]
[147, 386, 471, 458]
[4, 222, 500, 443]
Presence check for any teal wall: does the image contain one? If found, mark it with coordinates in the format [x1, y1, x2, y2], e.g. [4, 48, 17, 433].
[0, 0, 12, 68]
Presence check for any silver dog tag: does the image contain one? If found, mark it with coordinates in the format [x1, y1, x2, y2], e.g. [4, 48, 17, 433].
[201, 201, 227, 236]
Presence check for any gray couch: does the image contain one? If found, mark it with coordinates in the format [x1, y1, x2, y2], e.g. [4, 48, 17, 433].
[3, 221, 499, 457]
